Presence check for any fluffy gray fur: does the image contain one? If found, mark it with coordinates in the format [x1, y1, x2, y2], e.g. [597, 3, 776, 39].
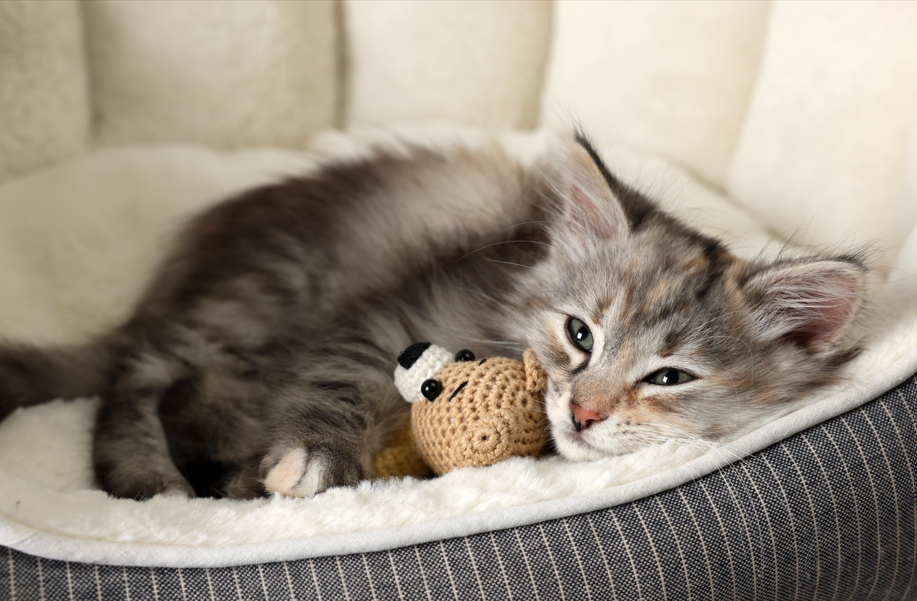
[0, 133, 868, 499]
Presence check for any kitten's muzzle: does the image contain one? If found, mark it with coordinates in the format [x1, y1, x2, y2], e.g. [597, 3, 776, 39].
[571, 403, 604, 432]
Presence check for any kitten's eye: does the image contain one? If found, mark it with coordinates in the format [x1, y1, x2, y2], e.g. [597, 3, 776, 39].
[567, 317, 594, 353]
[421, 379, 442, 401]
[646, 369, 694, 386]
[455, 349, 475, 362]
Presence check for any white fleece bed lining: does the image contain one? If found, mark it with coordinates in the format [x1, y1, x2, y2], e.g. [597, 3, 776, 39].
[1, 134, 915, 568]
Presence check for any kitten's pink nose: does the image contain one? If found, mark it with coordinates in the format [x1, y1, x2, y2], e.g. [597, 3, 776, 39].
[572, 403, 604, 432]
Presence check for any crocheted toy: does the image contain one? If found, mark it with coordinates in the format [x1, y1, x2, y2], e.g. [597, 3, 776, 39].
[372, 417, 435, 480]
[374, 343, 549, 477]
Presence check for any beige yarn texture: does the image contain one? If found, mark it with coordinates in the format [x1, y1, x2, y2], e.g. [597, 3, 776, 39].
[411, 349, 548, 475]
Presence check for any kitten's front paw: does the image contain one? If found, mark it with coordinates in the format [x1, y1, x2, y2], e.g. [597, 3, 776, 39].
[262, 444, 364, 497]
[263, 447, 327, 497]
[159, 483, 196, 499]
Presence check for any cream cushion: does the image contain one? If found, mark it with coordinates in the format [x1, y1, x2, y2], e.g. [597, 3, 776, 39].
[0, 1, 89, 180]
[541, 1, 770, 188]
[728, 1, 917, 252]
[83, 0, 338, 149]
[345, 0, 551, 129]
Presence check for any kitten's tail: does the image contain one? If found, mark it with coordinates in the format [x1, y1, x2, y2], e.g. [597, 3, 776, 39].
[0, 338, 117, 421]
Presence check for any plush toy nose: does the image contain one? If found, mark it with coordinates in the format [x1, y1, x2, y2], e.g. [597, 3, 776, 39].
[452, 412, 513, 469]
[571, 403, 604, 432]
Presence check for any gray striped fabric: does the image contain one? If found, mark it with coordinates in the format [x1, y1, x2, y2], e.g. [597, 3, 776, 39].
[4, 373, 917, 600]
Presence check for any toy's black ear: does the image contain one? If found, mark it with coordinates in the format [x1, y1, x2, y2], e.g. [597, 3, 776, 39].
[394, 343, 455, 404]
[398, 342, 431, 369]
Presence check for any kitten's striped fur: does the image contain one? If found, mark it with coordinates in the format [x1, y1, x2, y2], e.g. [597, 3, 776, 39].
[0, 133, 867, 498]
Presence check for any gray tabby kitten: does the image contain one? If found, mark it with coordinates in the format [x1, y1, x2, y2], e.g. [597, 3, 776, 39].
[0, 133, 866, 499]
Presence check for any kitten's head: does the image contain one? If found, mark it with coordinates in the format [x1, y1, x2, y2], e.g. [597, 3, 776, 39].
[522, 135, 867, 461]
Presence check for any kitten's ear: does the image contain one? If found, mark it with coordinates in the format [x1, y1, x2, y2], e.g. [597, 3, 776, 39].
[550, 143, 629, 257]
[744, 259, 867, 351]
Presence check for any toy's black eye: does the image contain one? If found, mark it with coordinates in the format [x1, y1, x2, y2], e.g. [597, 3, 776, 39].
[455, 349, 475, 362]
[646, 369, 694, 386]
[421, 379, 442, 401]
[567, 317, 593, 353]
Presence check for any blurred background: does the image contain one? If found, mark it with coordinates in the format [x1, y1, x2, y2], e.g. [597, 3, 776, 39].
[1, 0, 916, 253]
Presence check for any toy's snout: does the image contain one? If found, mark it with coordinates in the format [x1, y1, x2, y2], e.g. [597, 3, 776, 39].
[451, 410, 518, 466]
[413, 353, 549, 474]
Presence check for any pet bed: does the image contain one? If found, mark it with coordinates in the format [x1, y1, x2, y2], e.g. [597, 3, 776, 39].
[2, 131, 917, 600]
[3, 2, 917, 600]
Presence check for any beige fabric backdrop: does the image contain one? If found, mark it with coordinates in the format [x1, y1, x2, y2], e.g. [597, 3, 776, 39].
[728, 1, 917, 257]
[83, 0, 339, 149]
[345, 0, 551, 130]
[0, 1, 89, 180]
[540, 1, 771, 188]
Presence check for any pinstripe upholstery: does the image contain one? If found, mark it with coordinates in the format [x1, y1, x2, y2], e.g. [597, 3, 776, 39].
[4, 373, 917, 600]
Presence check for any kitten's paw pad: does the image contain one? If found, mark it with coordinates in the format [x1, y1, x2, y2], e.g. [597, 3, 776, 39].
[263, 447, 329, 497]
[159, 484, 195, 499]
[262, 444, 365, 497]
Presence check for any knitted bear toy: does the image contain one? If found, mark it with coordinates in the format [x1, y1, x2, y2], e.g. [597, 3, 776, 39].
[373, 343, 549, 478]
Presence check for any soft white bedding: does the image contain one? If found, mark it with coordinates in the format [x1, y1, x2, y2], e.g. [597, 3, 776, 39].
[1, 129, 915, 567]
